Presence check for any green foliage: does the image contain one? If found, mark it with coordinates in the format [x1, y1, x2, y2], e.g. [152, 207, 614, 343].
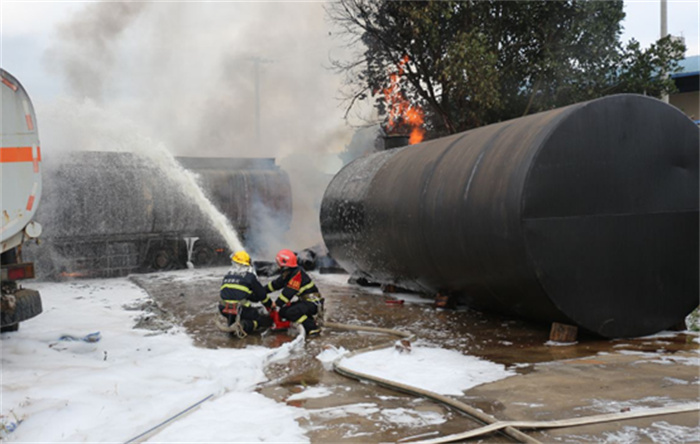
[687, 306, 700, 332]
[614, 36, 686, 97]
[328, 0, 687, 137]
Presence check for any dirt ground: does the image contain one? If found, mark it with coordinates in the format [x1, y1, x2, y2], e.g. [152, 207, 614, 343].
[130, 267, 700, 443]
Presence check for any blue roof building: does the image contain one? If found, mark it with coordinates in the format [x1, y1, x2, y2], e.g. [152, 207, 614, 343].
[670, 55, 699, 123]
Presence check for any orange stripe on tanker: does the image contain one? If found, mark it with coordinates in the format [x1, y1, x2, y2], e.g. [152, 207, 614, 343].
[26, 195, 35, 211]
[0, 147, 42, 163]
[1, 77, 17, 91]
[25, 182, 39, 211]
[22, 100, 34, 131]
[32, 146, 40, 172]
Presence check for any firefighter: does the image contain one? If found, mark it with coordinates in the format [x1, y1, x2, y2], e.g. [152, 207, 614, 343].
[266, 249, 324, 337]
[219, 250, 273, 336]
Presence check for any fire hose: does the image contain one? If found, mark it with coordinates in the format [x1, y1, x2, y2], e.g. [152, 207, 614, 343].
[123, 331, 307, 444]
[324, 321, 540, 444]
[324, 321, 698, 444]
[408, 404, 699, 444]
[126, 317, 698, 444]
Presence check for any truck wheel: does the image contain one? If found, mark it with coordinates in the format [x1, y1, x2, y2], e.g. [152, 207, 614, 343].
[1, 323, 19, 333]
[1, 289, 42, 331]
[148, 248, 176, 271]
[192, 245, 215, 267]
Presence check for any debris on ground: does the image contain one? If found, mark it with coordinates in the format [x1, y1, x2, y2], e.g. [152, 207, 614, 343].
[58, 332, 101, 342]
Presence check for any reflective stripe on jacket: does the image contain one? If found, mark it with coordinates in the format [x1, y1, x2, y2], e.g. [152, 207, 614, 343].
[266, 266, 320, 305]
[220, 269, 269, 305]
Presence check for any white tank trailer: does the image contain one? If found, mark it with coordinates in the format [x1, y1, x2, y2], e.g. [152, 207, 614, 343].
[0, 69, 44, 331]
[321, 94, 699, 339]
[26, 153, 292, 279]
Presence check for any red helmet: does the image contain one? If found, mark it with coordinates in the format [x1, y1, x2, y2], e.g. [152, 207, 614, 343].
[275, 249, 298, 268]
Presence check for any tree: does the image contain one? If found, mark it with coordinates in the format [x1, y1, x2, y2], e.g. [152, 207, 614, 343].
[327, 0, 686, 138]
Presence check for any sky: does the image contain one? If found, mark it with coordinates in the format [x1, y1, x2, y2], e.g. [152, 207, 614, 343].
[0, 269, 517, 442]
[1, 1, 698, 111]
[624, 0, 700, 56]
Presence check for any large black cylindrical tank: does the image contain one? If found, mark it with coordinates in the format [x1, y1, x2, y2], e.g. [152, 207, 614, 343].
[320, 94, 699, 338]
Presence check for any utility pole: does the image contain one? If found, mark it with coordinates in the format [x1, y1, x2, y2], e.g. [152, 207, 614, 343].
[245, 57, 274, 151]
[254, 58, 261, 150]
[661, 0, 669, 103]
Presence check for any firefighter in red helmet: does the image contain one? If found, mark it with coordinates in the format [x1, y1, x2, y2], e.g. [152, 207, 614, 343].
[266, 249, 324, 337]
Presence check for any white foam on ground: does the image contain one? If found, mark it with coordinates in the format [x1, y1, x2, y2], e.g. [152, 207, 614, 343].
[339, 345, 515, 396]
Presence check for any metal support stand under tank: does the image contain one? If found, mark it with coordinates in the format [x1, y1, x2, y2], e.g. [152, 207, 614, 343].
[549, 322, 578, 343]
[184, 237, 199, 269]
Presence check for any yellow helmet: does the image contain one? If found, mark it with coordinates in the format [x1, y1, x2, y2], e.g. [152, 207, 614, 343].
[231, 250, 251, 266]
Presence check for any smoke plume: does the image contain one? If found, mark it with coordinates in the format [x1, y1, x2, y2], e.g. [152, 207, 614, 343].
[40, 2, 366, 260]
[45, 2, 147, 101]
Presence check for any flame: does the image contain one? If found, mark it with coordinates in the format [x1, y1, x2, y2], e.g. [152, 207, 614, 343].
[59, 271, 86, 278]
[382, 55, 425, 145]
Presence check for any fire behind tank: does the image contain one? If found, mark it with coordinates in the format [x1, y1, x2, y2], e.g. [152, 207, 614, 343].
[320, 94, 699, 339]
[27, 152, 292, 279]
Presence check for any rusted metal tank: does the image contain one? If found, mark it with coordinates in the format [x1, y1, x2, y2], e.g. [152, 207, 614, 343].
[320, 94, 699, 338]
[30, 152, 292, 278]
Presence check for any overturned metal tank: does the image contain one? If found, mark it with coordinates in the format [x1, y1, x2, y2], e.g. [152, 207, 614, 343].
[30, 152, 291, 278]
[320, 94, 699, 338]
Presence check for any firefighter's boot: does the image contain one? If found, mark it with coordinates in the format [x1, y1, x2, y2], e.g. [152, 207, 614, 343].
[301, 317, 321, 337]
[257, 315, 273, 330]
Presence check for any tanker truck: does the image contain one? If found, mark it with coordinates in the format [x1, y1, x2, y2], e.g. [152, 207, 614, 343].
[1, 69, 43, 331]
[26, 152, 292, 279]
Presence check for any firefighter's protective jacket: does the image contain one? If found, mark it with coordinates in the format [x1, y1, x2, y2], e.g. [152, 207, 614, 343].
[266, 266, 320, 306]
[220, 268, 271, 307]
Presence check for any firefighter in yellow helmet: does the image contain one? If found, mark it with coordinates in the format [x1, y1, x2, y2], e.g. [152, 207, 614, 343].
[218, 250, 273, 335]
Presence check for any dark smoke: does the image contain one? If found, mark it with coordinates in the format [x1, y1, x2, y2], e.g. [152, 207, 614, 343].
[39, 2, 373, 262]
[45, 2, 147, 101]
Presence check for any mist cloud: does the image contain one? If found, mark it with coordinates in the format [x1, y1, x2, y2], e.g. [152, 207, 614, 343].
[40, 1, 371, 258]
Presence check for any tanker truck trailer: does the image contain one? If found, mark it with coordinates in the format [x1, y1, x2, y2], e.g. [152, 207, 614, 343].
[27, 152, 292, 279]
[1, 69, 43, 331]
